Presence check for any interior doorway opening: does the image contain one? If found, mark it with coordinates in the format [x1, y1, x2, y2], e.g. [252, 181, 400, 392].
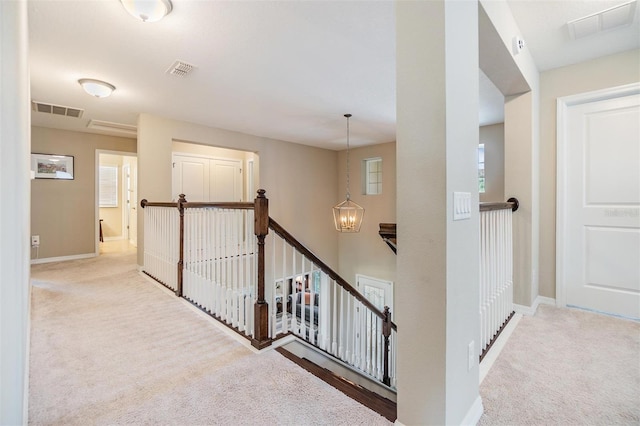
[97, 151, 138, 255]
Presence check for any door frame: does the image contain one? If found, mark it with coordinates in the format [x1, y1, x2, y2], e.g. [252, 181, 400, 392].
[95, 150, 137, 255]
[555, 82, 640, 307]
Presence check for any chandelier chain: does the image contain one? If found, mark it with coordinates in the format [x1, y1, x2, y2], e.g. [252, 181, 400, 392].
[345, 114, 351, 200]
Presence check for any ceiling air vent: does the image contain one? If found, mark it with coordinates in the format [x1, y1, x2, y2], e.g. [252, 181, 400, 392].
[567, 0, 637, 39]
[167, 60, 195, 77]
[32, 101, 84, 118]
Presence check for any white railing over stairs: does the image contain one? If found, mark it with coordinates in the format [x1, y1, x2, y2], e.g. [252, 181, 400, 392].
[140, 190, 397, 388]
[479, 198, 518, 357]
[267, 219, 397, 387]
[182, 208, 257, 337]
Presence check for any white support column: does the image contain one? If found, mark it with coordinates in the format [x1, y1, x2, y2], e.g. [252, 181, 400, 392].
[396, 1, 481, 424]
[0, 1, 31, 423]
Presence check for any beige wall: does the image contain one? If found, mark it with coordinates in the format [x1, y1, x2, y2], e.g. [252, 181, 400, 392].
[337, 142, 396, 286]
[31, 127, 136, 259]
[538, 49, 640, 299]
[137, 114, 338, 269]
[479, 123, 505, 202]
[98, 154, 124, 239]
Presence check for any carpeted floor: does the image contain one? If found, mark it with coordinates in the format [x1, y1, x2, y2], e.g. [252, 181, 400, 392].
[478, 304, 640, 425]
[29, 250, 392, 426]
[29, 249, 640, 425]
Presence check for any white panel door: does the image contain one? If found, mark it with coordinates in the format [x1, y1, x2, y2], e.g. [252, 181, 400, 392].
[564, 93, 640, 319]
[210, 159, 242, 202]
[172, 155, 209, 202]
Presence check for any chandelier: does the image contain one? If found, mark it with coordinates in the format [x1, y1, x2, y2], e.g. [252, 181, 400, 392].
[333, 114, 364, 232]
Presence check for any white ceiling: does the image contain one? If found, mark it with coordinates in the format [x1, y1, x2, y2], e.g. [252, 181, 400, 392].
[27, 0, 639, 150]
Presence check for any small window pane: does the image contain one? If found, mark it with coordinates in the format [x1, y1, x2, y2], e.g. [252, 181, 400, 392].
[363, 158, 382, 195]
[100, 165, 118, 207]
[478, 144, 485, 193]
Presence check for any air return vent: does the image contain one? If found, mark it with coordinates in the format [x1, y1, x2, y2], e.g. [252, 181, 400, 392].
[166, 60, 195, 77]
[32, 101, 84, 118]
[87, 119, 137, 136]
[567, 0, 637, 39]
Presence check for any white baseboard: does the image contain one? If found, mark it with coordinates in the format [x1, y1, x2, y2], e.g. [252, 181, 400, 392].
[461, 395, 484, 426]
[514, 295, 556, 316]
[393, 396, 483, 426]
[103, 236, 124, 242]
[31, 253, 96, 265]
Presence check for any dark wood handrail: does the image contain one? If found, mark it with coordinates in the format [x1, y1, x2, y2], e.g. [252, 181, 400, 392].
[480, 197, 519, 212]
[141, 199, 254, 210]
[269, 217, 397, 331]
[140, 199, 178, 208]
[183, 201, 255, 210]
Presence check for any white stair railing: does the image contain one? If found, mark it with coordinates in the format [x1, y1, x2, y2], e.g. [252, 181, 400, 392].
[268, 219, 397, 388]
[141, 191, 397, 388]
[182, 208, 256, 337]
[143, 205, 179, 291]
[479, 200, 517, 355]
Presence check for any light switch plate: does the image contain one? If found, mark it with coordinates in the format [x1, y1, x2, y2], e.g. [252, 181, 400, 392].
[453, 192, 471, 221]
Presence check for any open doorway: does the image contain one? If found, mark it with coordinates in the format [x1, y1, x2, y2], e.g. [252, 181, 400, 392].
[97, 151, 137, 255]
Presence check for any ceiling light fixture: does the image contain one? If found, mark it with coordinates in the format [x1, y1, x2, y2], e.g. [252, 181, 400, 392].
[333, 114, 364, 233]
[78, 79, 115, 98]
[120, 0, 173, 23]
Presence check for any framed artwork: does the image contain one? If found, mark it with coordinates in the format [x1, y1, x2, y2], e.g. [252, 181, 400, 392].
[31, 153, 74, 180]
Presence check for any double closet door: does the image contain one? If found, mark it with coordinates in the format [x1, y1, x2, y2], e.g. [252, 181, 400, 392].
[172, 154, 243, 202]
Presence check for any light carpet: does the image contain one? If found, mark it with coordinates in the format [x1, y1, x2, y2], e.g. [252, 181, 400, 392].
[479, 304, 640, 425]
[29, 251, 392, 426]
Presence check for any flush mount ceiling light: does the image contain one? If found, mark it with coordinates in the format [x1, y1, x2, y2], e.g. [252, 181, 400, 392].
[333, 114, 364, 233]
[78, 79, 115, 98]
[120, 0, 173, 23]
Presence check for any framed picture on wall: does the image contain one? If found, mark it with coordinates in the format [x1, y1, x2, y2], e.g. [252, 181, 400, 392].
[31, 153, 74, 180]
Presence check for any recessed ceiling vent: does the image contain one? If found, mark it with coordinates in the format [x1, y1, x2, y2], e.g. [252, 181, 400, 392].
[31, 101, 84, 118]
[567, 0, 637, 39]
[166, 60, 195, 77]
[87, 119, 137, 136]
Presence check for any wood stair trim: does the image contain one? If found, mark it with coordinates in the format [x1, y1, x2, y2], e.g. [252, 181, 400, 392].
[379, 223, 397, 254]
[275, 347, 397, 422]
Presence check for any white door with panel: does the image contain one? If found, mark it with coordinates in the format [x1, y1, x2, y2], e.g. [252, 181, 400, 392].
[172, 154, 242, 202]
[560, 88, 640, 319]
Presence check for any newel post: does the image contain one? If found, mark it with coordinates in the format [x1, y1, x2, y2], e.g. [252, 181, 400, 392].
[382, 306, 392, 386]
[252, 189, 272, 349]
[176, 194, 186, 298]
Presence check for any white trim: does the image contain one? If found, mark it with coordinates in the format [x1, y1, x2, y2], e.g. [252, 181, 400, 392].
[30, 253, 96, 265]
[556, 82, 640, 308]
[393, 397, 484, 426]
[514, 295, 556, 316]
[460, 396, 484, 426]
[103, 236, 125, 242]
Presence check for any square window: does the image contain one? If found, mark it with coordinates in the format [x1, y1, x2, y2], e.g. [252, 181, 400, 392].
[478, 144, 485, 193]
[362, 158, 382, 195]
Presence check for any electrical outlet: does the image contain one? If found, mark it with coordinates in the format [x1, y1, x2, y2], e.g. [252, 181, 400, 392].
[31, 235, 40, 247]
[468, 341, 475, 371]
